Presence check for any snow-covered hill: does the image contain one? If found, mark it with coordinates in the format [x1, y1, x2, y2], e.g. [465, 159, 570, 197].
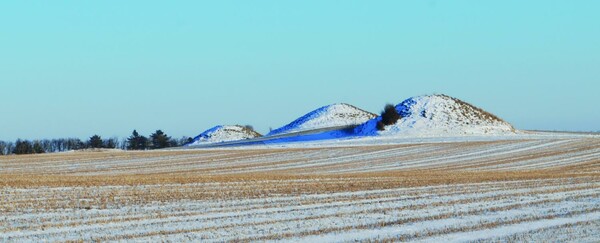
[187, 125, 262, 145]
[267, 103, 376, 136]
[354, 94, 515, 136]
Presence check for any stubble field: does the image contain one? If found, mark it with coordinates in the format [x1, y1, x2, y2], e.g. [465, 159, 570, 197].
[1, 136, 599, 242]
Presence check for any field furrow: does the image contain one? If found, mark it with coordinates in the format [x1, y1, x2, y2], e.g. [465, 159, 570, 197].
[1, 136, 599, 241]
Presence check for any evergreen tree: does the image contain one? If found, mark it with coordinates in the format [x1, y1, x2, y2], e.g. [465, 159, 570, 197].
[13, 139, 33, 154]
[137, 136, 148, 150]
[0, 141, 5, 155]
[127, 130, 148, 150]
[33, 141, 45, 153]
[150, 130, 171, 149]
[127, 130, 139, 150]
[89, 135, 104, 148]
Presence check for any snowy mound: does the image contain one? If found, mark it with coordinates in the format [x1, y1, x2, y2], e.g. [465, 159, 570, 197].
[188, 125, 262, 145]
[267, 103, 376, 136]
[354, 94, 515, 136]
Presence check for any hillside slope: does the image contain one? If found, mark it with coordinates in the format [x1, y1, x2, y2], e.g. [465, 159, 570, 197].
[267, 103, 376, 136]
[188, 125, 262, 145]
[355, 94, 515, 136]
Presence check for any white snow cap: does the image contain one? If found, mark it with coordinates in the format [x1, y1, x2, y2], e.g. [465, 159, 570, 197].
[267, 103, 376, 136]
[188, 125, 261, 145]
[355, 94, 515, 137]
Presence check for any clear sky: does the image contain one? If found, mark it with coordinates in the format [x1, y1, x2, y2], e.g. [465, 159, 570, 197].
[1, 1, 599, 141]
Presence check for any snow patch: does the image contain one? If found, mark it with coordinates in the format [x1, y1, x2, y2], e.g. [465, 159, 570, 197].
[267, 103, 376, 136]
[187, 125, 261, 145]
[355, 94, 515, 137]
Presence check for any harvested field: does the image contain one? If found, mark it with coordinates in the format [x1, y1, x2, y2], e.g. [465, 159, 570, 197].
[1, 136, 599, 241]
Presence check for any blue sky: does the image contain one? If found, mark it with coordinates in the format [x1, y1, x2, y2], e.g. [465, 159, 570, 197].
[1, 1, 599, 140]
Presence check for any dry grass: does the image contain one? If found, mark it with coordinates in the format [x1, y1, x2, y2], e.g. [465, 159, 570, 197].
[1, 169, 596, 188]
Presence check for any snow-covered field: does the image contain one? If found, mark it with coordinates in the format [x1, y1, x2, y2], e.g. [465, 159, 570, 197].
[1, 133, 599, 242]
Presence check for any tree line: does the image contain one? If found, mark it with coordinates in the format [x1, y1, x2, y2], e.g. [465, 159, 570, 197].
[0, 130, 192, 155]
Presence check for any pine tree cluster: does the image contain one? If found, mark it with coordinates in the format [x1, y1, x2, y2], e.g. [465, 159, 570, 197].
[0, 130, 192, 155]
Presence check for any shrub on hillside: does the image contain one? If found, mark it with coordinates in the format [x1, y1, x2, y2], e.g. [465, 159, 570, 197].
[376, 121, 385, 131]
[375, 104, 402, 131]
[381, 104, 401, 126]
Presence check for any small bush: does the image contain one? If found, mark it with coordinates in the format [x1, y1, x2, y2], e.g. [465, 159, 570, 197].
[376, 121, 385, 131]
[381, 104, 401, 126]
